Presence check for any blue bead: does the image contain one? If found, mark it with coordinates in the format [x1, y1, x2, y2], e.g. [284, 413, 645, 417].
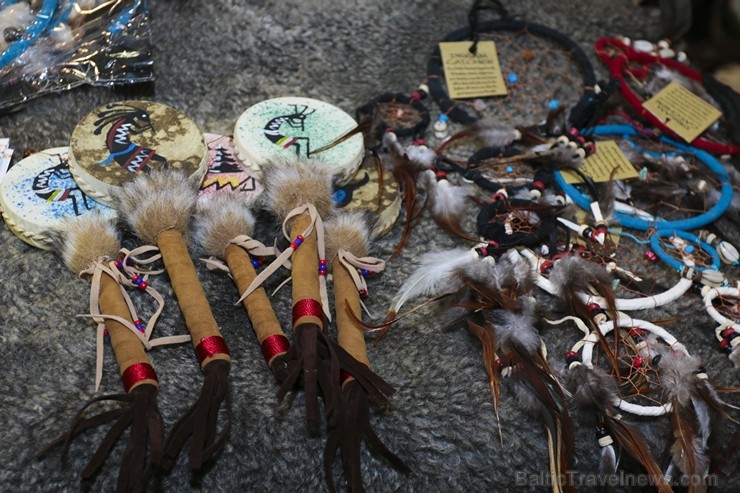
[332, 189, 346, 203]
[361, 269, 369, 276]
[251, 259, 260, 267]
[685, 245, 695, 254]
[438, 114, 449, 123]
[506, 166, 513, 173]
[508, 72, 518, 84]
[548, 99, 560, 110]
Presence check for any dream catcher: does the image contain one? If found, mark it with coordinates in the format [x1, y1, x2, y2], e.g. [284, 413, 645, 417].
[703, 285, 740, 368]
[426, 0, 597, 128]
[355, 90, 431, 142]
[595, 37, 740, 156]
[552, 123, 736, 291]
[560, 312, 739, 490]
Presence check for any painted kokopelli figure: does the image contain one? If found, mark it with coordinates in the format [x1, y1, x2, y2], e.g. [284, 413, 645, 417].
[92, 103, 168, 173]
[262, 104, 316, 158]
[33, 156, 92, 216]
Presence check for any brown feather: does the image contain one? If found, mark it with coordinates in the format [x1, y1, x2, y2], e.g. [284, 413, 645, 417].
[466, 319, 502, 442]
[309, 118, 371, 157]
[606, 417, 674, 493]
[670, 403, 707, 492]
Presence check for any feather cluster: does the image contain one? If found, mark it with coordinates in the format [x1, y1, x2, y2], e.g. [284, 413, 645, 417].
[194, 193, 257, 258]
[114, 170, 199, 244]
[261, 157, 334, 221]
[324, 211, 371, 260]
[549, 255, 612, 299]
[493, 296, 540, 354]
[564, 364, 619, 410]
[55, 213, 120, 274]
[420, 170, 470, 237]
[389, 247, 483, 316]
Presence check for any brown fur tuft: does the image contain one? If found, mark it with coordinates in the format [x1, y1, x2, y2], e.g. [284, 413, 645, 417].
[325, 211, 371, 260]
[261, 158, 334, 221]
[55, 213, 120, 274]
[114, 170, 199, 244]
[194, 194, 257, 258]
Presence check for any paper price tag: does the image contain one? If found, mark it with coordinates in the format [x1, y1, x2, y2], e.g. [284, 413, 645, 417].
[643, 81, 722, 143]
[439, 41, 507, 99]
[560, 140, 638, 184]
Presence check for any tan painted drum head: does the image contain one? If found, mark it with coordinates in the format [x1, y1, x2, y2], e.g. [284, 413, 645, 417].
[68, 101, 208, 206]
[333, 155, 401, 237]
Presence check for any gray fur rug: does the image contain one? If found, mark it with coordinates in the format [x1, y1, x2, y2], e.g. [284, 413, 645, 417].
[1, 0, 739, 491]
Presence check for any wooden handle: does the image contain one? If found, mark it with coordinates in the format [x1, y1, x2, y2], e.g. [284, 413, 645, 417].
[158, 228, 230, 368]
[98, 272, 158, 391]
[290, 213, 322, 328]
[225, 243, 285, 343]
[332, 257, 370, 367]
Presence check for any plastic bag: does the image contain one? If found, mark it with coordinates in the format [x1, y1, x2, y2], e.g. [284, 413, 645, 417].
[0, 0, 153, 113]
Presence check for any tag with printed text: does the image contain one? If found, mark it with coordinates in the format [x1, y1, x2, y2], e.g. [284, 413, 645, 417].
[560, 140, 638, 184]
[439, 41, 507, 99]
[643, 81, 722, 143]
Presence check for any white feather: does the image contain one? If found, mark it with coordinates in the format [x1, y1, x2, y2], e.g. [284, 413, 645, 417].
[405, 145, 437, 169]
[494, 296, 541, 353]
[474, 120, 521, 148]
[691, 396, 712, 450]
[599, 444, 618, 474]
[390, 247, 477, 314]
[430, 179, 468, 224]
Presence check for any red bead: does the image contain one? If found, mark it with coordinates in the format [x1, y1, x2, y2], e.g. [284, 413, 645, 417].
[410, 91, 422, 101]
[412, 138, 425, 146]
[139, 281, 148, 290]
[319, 260, 327, 266]
[492, 192, 506, 201]
[134, 319, 142, 326]
[645, 250, 658, 262]
[131, 274, 140, 283]
[359, 289, 368, 299]
[588, 303, 601, 313]
[532, 180, 545, 191]
[719, 338, 731, 350]
[633, 356, 644, 368]
[721, 328, 736, 339]
[565, 350, 579, 360]
[629, 328, 646, 338]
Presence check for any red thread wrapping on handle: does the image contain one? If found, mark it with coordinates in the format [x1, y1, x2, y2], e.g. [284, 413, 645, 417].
[261, 334, 290, 364]
[121, 362, 158, 393]
[292, 298, 324, 327]
[195, 335, 230, 365]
